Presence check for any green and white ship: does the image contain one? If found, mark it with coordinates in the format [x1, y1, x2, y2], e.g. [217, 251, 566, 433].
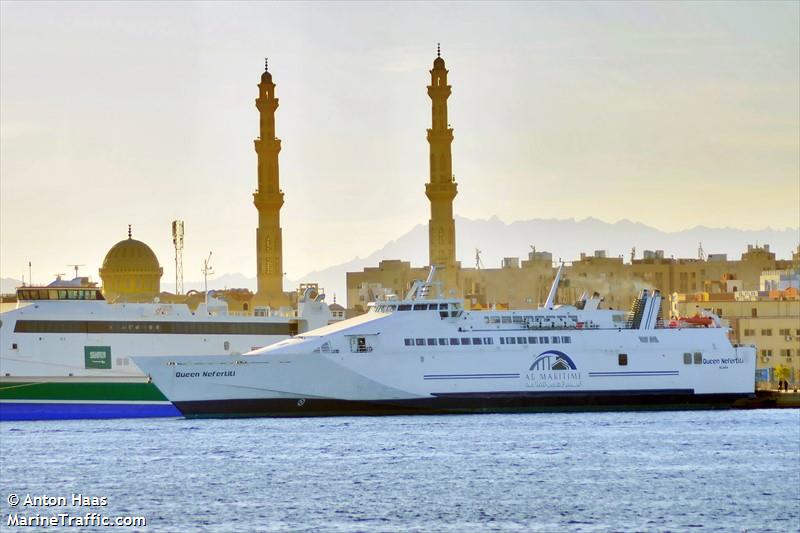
[0, 277, 331, 421]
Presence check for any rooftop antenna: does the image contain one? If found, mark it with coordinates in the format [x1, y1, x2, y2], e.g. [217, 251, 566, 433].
[698, 242, 706, 261]
[475, 248, 484, 270]
[67, 264, 85, 278]
[202, 252, 213, 307]
[53, 272, 66, 282]
[172, 220, 185, 294]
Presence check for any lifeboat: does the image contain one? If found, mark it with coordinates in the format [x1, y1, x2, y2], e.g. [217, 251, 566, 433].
[680, 315, 714, 327]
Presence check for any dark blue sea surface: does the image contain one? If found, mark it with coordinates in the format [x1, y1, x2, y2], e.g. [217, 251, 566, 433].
[1, 409, 798, 532]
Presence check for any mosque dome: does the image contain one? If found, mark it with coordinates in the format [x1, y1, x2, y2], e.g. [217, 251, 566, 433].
[433, 56, 445, 69]
[101, 237, 160, 273]
[261, 70, 273, 84]
[99, 229, 163, 302]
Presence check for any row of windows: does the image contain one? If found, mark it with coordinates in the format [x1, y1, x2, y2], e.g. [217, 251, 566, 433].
[17, 289, 103, 301]
[762, 349, 796, 358]
[376, 303, 452, 312]
[402, 335, 573, 347]
[484, 314, 576, 325]
[500, 336, 572, 345]
[743, 329, 800, 337]
[14, 320, 296, 336]
[683, 352, 703, 365]
[404, 337, 495, 347]
[638, 336, 660, 343]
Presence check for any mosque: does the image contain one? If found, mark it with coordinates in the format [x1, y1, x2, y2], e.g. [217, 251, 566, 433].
[96, 59, 295, 311]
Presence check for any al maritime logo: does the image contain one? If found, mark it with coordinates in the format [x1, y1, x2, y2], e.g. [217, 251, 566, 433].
[530, 350, 577, 371]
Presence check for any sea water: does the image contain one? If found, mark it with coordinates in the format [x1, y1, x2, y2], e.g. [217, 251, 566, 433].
[1, 409, 798, 532]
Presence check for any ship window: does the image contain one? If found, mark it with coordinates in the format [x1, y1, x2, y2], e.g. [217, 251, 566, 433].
[404, 338, 413, 346]
[426, 304, 437, 310]
[413, 304, 427, 311]
[683, 353, 692, 365]
[552, 337, 560, 344]
[529, 337, 538, 344]
[427, 338, 436, 346]
[649, 336, 658, 343]
[439, 304, 448, 310]
[438, 338, 447, 345]
[639, 336, 649, 343]
[539, 336, 548, 343]
[460, 338, 471, 345]
[351, 337, 372, 353]
[562, 336, 571, 344]
[488, 316, 500, 324]
[415, 338, 425, 346]
[507, 337, 516, 345]
[12, 343, 17, 350]
[224, 341, 230, 350]
[512, 316, 524, 324]
[484, 338, 493, 345]
[501, 316, 511, 324]
[693, 352, 702, 364]
[450, 338, 460, 345]
[618, 353, 628, 366]
[499, 337, 505, 345]
[472, 338, 482, 345]
[398, 305, 411, 311]
[517, 337, 527, 344]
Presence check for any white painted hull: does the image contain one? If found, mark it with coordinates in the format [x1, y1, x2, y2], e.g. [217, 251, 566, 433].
[136, 309, 756, 417]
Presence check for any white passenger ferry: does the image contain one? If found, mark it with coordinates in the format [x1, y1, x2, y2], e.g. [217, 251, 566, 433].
[0, 277, 331, 420]
[136, 267, 756, 417]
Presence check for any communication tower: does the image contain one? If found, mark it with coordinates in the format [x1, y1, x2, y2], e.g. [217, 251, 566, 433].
[172, 220, 185, 294]
[202, 252, 214, 306]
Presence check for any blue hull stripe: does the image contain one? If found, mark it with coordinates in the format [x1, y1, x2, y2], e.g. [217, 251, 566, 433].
[589, 371, 679, 377]
[0, 402, 180, 421]
[424, 373, 520, 380]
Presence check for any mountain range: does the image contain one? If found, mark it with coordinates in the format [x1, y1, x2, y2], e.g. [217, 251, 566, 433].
[3, 217, 797, 302]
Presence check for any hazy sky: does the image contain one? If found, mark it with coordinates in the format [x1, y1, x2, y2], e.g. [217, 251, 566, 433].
[1, 1, 798, 287]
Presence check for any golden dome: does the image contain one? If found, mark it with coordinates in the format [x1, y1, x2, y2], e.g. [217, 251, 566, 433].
[101, 237, 160, 273]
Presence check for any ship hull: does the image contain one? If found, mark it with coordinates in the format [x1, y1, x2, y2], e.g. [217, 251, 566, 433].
[0, 380, 179, 421]
[174, 390, 754, 418]
[136, 299, 758, 420]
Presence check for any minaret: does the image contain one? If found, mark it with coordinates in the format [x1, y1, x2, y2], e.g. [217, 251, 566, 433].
[425, 45, 458, 274]
[253, 59, 286, 307]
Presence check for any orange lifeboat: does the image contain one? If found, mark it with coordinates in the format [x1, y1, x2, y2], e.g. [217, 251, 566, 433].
[680, 315, 714, 327]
